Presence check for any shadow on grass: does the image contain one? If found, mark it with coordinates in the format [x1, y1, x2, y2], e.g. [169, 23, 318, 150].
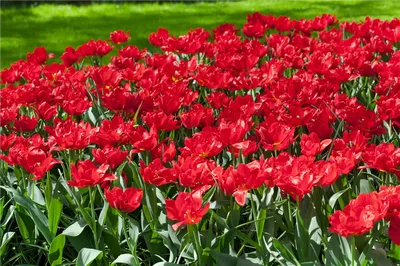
[1, 1, 399, 68]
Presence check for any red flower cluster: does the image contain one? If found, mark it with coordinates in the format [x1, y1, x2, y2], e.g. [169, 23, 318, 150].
[329, 186, 400, 244]
[1, 13, 400, 234]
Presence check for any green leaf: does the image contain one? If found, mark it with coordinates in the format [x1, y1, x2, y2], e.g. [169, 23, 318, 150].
[236, 231, 261, 251]
[210, 250, 262, 266]
[0, 197, 4, 221]
[142, 230, 169, 263]
[111, 254, 137, 265]
[211, 211, 228, 230]
[128, 219, 140, 249]
[103, 230, 122, 257]
[372, 248, 394, 266]
[153, 263, 181, 266]
[63, 220, 95, 252]
[68, 227, 96, 252]
[14, 207, 35, 244]
[1, 205, 14, 227]
[295, 208, 312, 262]
[76, 248, 103, 266]
[48, 194, 63, 237]
[359, 179, 372, 194]
[49, 234, 66, 266]
[1, 186, 53, 243]
[273, 239, 301, 266]
[28, 182, 45, 206]
[256, 208, 267, 241]
[308, 217, 322, 260]
[328, 187, 349, 210]
[45, 174, 53, 208]
[98, 202, 109, 227]
[62, 219, 87, 237]
[84, 107, 100, 126]
[216, 228, 237, 253]
[390, 243, 400, 262]
[325, 234, 352, 266]
[158, 230, 178, 261]
[106, 208, 120, 238]
[45, 180, 63, 237]
[226, 207, 240, 229]
[0, 231, 15, 257]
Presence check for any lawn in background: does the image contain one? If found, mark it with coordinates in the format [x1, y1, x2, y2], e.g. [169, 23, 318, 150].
[1, 0, 399, 68]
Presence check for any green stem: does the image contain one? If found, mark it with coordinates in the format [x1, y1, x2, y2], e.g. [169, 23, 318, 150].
[286, 198, 294, 231]
[188, 224, 203, 266]
[88, 186, 99, 249]
[122, 216, 135, 253]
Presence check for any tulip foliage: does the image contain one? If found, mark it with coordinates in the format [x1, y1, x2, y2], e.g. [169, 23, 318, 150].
[1, 13, 400, 266]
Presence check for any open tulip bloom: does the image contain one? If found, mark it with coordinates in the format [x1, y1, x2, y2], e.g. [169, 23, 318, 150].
[2, 12, 400, 266]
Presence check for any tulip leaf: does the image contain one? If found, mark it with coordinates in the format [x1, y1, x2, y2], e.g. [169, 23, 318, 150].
[1, 205, 15, 227]
[127, 218, 140, 247]
[0, 231, 15, 257]
[45, 179, 63, 237]
[256, 208, 267, 242]
[359, 179, 372, 194]
[210, 250, 262, 266]
[226, 207, 240, 229]
[325, 234, 352, 266]
[0, 196, 3, 219]
[111, 254, 138, 265]
[68, 227, 96, 252]
[48, 193, 63, 237]
[63, 220, 96, 252]
[372, 248, 394, 266]
[84, 107, 99, 127]
[103, 230, 122, 257]
[153, 263, 182, 266]
[296, 207, 318, 262]
[98, 202, 109, 227]
[390, 243, 400, 262]
[49, 234, 66, 266]
[158, 229, 178, 261]
[14, 206, 35, 244]
[328, 187, 349, 210]
[142, 230, 169, 263]
[62, 219, 87, 237]
[308, 217, 322, 259]
[76, 248, 103, 266]
[28, 182, 45, 206]
[272, 239, 301, 266]
[1, 186, 53, 243]
[211, 211, 229, 230]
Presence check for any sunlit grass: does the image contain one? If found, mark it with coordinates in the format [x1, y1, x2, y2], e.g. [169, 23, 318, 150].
[1, 0, 399, 68]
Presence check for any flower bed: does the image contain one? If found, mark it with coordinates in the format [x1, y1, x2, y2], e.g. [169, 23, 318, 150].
[1, 12, 400, 266]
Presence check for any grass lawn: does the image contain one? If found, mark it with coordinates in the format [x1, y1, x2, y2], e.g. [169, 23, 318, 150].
[1, 0, 399, 68]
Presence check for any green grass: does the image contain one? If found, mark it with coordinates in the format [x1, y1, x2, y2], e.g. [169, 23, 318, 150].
[1, 0, 399, 68]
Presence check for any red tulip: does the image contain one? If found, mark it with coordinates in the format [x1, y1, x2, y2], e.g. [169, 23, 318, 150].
[329, 192, 389, 237]
[300, 133, 332, 157]
[258, 122, 295, 151]
[68, 160, 117, 188]
[45, 118, 92, 151]
[110, 30, 130, 44]
[165, 191, 210, 230]
[92, 145, 128, 169]
[105, 187, 143, 213]
[139, 159, 176, 186]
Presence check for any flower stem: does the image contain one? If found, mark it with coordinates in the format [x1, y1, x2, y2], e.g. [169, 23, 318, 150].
[88, 186, 99, 249]
[188, 224, 203, 266]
